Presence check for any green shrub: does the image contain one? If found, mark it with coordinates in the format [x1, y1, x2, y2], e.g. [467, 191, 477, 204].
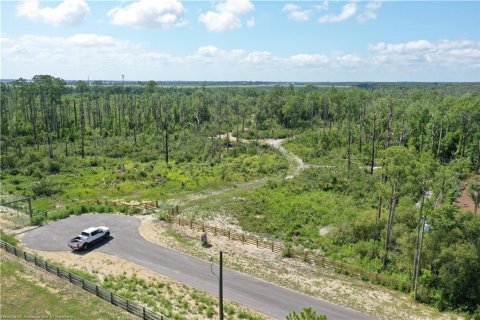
[205, 306, 215, 318]
[0, 231, 18, 246]
[31, 180, 61, 196]
[47, 161, 61, 173]
[286, 307, 327, 320]
[282, 246, 293, 258]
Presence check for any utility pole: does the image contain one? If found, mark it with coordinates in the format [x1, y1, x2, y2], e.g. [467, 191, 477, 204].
[219, 251, 224, 320]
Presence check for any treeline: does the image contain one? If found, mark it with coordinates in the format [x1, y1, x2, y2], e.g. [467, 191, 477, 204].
[1, 75, 479, 169]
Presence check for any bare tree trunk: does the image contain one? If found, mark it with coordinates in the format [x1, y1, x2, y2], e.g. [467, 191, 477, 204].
[384, 101, 393, 149]
[163, 101, 170, 164]
[80, 100, 85, 158]
[436, 121, 443, 158]
[398, 113, 406, 145]
[347, 113, 352, 170]
[130, 97, 137, 145]
[383, 184, 397, 268]
[165, 119, 169, 164]
[476, 140, 480, 174]
[370, 112, 377, 175]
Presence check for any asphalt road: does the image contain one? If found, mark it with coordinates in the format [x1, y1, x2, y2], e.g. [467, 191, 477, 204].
[21, 214, 373, 320]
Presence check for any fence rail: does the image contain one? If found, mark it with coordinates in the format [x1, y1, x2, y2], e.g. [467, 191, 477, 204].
[166, 215, 412, 292]
[0, 240, 167, 320]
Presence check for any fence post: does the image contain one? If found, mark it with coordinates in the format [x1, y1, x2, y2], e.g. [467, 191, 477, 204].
[96, 285, 99, 296]
[69, 272, 72, 283]
[176, 205, 179, 213]
[23, 251, 27, 261]
[143, 307, 146, 320]
[82, 279, 85, 289]
[228, 230, 230, 239]
[256, 238, 258, 248]
[45, 261, 48, 271]
[242, 234, 245, 245]
[271, 241, 274, 252]
[126, 300, 129, 311]
[202, 222, 205, 232]
[56, 266, 59, 276]
[28, 197, 33, 220]
[214, 226, 217, 236]
[14, 247, 17, 256]
[190, 220, 193, 229]
[156, 201, 159, 208]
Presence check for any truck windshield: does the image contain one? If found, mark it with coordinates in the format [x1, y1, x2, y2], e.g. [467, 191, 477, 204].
[81, 232, 89, 237]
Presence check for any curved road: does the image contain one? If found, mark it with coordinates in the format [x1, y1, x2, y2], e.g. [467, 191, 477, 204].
[22, 214, 373, 320]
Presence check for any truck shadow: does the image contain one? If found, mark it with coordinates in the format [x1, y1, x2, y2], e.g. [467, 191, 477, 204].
[71, 236, 114, 255]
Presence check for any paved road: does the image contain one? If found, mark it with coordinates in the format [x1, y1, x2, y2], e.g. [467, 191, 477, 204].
[21, 214, 373, 320]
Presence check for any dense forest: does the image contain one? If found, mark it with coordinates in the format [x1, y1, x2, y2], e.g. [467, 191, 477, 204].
[1, 76, 479, 316]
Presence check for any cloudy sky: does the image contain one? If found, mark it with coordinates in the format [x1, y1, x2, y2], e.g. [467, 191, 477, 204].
[1, 0, 479, 82]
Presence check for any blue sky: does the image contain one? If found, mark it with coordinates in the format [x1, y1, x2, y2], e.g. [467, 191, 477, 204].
[1, 0, 479, 81]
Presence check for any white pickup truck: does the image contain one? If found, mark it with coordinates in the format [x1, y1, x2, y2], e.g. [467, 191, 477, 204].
[68, 226, 110, 251]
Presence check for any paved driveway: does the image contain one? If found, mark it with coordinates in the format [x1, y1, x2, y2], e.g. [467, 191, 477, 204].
[21, 214, 373, 320]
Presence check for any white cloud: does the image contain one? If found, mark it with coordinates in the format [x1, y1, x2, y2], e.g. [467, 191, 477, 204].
[448, 48, 480, 58]
[199, 11, 241, 32]
[288, 53, 329, 66]
[332, 53, 362, 67]
[369, 40, 433, 53]
[216, 0, 254, 15]
[16, 0, 90, 26]
[368, 39, 480, 69]
[319, 2, 357, 23]
[199, 0, 254, 32]
[245, 51, 272, 63]
[314, 0, 329, 11]
[197, 46, 220, 56]
[2, 34, 478, 81]
[108, 0, 185, 29]
[66, 34, 123, 47]
[1, 36, 13, 46]
[357, 1, 382, 22]
[282, 4, 312, 22]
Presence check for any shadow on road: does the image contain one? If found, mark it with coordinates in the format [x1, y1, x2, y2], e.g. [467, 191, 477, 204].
[71, 236, 114, 255]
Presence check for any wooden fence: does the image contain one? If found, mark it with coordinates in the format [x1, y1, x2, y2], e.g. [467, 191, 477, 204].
[0, 240, 168, 320]
[166, 215, 412, 292]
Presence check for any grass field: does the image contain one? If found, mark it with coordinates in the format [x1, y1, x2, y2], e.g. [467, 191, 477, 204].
[0, 252, 136, 320]
[1, 141, 288, 213]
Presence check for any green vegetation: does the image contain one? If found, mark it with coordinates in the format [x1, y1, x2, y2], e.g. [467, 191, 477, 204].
[1, 77, 479, 315]
[102, 272, 264, 319]
[0, 254, 134, 320]
[0, 230, 19, 246]
[286, 307, 327, 320]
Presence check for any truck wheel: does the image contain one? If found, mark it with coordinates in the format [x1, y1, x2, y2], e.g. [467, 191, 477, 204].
[83, 243, 88, 250]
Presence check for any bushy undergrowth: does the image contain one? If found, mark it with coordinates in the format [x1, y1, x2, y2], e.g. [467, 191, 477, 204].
[0, 137, 287, 212]
[102, 272, 264, 319]
[0, 230, 19, 246]
[31, 204, 129, 225]
[229, 155, 480, 314]
[283, 130, 371, 166]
